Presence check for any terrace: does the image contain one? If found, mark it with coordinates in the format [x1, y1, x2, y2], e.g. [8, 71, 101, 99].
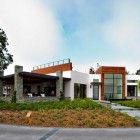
[0, 67, 71, 103]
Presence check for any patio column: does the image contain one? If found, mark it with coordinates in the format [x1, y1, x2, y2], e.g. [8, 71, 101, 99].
[56, 71, 63, 97]
[0, 71, 4, 97]
[14, 65, 24, 103]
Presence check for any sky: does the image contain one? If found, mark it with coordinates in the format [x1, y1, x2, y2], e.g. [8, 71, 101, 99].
[0, 0, 140, 75]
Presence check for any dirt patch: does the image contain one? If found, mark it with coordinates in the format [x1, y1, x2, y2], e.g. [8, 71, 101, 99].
[0, 109, 139, 128]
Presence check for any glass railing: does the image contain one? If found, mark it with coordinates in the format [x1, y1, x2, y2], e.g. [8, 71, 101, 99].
[33, 58, 70, 70]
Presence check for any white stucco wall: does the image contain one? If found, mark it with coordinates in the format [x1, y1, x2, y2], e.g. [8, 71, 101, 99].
[63, 71, 101, 100]
[88, 74, 101, 100]
[126, 75, 140, 96]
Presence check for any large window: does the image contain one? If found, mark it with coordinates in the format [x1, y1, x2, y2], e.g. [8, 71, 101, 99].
[74, 83, 86, 99]
[127, 85, 137, 97]
[104, 74, 122, 99]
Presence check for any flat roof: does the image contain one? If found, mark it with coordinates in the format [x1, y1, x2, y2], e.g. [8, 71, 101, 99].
[1, 72, 71, 84]
[19, 72, 59, 80]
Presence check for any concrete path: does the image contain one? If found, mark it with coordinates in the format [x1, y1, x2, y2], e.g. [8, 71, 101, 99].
[111, 103, 140, 119]
[97, 100, 140, 120]
[0, 124, 140, 140]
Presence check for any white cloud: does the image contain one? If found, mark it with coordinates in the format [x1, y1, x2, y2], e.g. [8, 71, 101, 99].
[75, 61, 140, 75]
[0, 0, 64, 75]
[101, 0, 140, 51]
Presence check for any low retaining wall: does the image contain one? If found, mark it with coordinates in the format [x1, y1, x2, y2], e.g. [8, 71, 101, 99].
[126, 96, 140, 100]
[0, 96, 71, 103]
[24, 97, 59, 103]
[0, 97, 11, 102]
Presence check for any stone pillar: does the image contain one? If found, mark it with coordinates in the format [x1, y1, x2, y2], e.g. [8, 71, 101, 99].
[56, 71, 63, 97]
[0, 71, 4, 97]
[14, 65, 24, 103]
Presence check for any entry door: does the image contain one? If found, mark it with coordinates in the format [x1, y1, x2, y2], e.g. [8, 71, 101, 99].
[93, 85, 99, 100]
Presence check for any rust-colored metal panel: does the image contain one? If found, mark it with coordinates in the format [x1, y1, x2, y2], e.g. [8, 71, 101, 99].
[31, 63, 72, 74]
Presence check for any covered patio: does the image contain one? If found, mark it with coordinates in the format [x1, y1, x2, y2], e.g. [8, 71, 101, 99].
[0, 65, 71, 103]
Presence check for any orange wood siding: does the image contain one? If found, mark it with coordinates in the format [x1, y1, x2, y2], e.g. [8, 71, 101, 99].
[31, 63, 72, 74]
[96, 66, 126, 100]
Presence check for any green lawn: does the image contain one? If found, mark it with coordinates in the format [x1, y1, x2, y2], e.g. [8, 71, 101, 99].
[113, 100, 140, 109]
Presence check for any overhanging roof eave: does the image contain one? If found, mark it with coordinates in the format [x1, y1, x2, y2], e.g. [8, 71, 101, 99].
[19, 72, 59, 80]
[90, 82, 101, 85]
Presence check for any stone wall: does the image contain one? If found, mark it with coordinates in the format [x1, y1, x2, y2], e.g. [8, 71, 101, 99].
[0, 71, 4, 96]
[14, 65, 24, 103]
[0, 97, 11, 102]
[56, 71, 63, 97]
[24, 97, 59, 103]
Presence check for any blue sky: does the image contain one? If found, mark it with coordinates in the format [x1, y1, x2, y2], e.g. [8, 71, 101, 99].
[0, 0, 140, 74]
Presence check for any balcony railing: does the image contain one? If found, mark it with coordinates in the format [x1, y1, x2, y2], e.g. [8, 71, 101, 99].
[33, 58, 70, 70]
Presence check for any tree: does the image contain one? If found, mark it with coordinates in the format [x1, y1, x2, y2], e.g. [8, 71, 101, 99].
[0, 28, 13, 72]
[136, 69, 140, 75]
[125, 70, 130, 75]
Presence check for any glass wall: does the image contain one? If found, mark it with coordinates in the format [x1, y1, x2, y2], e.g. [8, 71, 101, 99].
[104, 74, 122, 99]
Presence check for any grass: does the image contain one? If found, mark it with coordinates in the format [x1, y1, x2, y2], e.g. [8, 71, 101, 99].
[113, 100, 140, 109]
[0, 99, 140, 128]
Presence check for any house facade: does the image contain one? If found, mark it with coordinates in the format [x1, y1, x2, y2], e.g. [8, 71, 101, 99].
[0, 59, 140, 103]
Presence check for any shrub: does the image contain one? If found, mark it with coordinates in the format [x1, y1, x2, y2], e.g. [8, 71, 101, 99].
[107, 119, 113, 126]
[0, 99, 103, 110]
[59, 90, 65, 101]
[11, 91, 17, 103]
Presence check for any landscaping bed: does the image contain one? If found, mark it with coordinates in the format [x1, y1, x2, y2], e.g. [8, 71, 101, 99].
[0, 99, 140, 128]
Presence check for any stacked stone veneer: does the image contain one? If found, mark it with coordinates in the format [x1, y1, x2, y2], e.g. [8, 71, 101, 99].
[0, 71, 4, 97]
[0, 97, 11, 102]
[24, 97, 59, 103]
[56, 71, 63, 97]
[0, 66, 65, 103]
[14, 65, 24, 103]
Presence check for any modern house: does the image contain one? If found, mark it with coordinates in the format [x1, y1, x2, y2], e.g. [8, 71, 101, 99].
[0, 59, 140, 103]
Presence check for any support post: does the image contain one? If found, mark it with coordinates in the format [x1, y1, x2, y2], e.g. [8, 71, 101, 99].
[56, 71, 63, 97]
[14, 65, 24, 103]
[0, 71, 4, 97]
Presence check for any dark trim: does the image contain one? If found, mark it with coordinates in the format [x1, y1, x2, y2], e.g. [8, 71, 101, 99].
[90, 82, 101, 85]
[0, 74, 14, 79]
[63, 77, 71, 81]
[19, 72, 59, 80]
[1, 72, 71, 84]
[19, 72, 71, 81]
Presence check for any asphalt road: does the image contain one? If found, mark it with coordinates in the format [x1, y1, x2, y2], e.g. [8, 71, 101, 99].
[0, 124, 140, 140]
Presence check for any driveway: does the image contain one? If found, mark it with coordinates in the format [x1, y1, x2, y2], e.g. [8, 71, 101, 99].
[0, 124, 140, 140]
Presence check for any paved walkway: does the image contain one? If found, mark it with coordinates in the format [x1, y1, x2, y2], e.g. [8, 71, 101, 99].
[111, 103, 140, 119]
[97, 100, 140, 120]
[0, 124, 140, 140]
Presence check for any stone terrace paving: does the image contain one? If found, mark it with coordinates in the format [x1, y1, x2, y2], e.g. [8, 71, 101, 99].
[99, 100, 140, 120]
[111, 103, 140, 120]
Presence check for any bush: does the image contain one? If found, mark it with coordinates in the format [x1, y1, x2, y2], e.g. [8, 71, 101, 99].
[11, 91, 16, 103]
[59, 90, 65, 101]
[0, 99, 104, 111]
